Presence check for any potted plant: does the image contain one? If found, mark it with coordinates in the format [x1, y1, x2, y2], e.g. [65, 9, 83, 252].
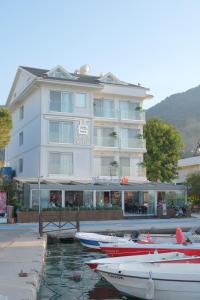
[109, 131, 118, 138]
[137, 133, 143, 139]
[110, 160, 119, 168]
[135, 106, 142, 111]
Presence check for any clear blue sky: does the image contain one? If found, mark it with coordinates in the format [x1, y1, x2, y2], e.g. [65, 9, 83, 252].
[1, 0, 200, 108]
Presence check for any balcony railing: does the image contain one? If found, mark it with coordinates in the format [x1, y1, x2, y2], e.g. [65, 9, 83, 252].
[120, 166, 130, 177]
[121, 139, 146, 149]
[120, 110, 145, 121]
[94, 136, 118, 147]
[94, 165, 118, 177]
[94, 109, 117, 119]
[94, 109, 145, 121]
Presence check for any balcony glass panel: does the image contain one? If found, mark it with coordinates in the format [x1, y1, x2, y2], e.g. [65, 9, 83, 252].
[121, 128, 145, 149]
[120, 101, 145, 120]
[94, 127, 117, 147]
[94, 136, 117, 147]
[94, 156, 117, 176]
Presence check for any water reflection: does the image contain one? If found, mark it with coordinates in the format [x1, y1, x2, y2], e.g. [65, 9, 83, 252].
[39, 241, 139, 300]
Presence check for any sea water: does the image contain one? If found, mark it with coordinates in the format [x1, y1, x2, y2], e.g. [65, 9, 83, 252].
[38, 241, 138, 300]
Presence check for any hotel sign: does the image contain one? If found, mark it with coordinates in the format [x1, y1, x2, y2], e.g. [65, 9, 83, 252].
[78, 125, 88, 135]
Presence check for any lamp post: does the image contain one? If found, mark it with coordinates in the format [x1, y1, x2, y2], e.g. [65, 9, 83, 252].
[38, 176, 43, 237]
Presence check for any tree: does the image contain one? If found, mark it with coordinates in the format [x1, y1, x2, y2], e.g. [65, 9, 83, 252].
[143, 118, 183, 182]
[0, 108, 12, 149]
[186, 172, 200, 205]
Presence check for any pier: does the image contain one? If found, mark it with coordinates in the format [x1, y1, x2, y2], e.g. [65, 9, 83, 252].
[0, 226, 46, 300]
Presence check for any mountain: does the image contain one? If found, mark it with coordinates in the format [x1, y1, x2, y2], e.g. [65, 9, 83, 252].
[146, 85, 200, 157]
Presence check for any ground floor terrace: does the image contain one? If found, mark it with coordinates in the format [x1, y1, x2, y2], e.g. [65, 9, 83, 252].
[22, 182, 187, 217]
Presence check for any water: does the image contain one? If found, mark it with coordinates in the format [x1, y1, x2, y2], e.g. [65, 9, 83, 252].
[38, 241, 138, 300]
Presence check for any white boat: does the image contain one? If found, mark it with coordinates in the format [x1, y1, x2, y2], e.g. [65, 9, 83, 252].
[75, 232, 130, 249]
[97, 257, 200, 300]
[86, 251, 200, 269]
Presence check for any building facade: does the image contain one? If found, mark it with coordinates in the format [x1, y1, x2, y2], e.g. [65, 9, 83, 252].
[6, 65, 186, 216]
[176, 156, 200, 183]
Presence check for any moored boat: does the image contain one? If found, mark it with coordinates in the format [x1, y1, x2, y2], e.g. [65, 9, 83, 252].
[100, 240, 200, 257]
[75, 232, 130, 249]
[97, 259, 200, 300]
[86, 251, 200, 269]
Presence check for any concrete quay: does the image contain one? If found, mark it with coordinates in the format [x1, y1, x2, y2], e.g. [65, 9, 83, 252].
[0, 214, 200, 300]
[0, 228, 46, 300]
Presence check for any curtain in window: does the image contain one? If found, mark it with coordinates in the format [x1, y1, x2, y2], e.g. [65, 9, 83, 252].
[60, 153, 73, 175]
[121, 128, 139, 148]
[49, 153, 60, 174]
[120, 101, 137, 119]
[94, 99, 103, 117]
[62, 93, 72, 112]
[104, 100, 114, 118]
[49, 152, 73, 175]
[49, 121, 60, 142]
[62, 122, 73, 143]
[50, 91, 61, 112]
[102, 157, 113, 176]
[121, 128, 129, 148]
[103, 128, 115, 146]
[120, 157, 130, 176]
[120, 101, 129, 119]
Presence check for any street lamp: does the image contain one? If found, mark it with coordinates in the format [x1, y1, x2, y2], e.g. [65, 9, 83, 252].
[38, 176, 43, 236]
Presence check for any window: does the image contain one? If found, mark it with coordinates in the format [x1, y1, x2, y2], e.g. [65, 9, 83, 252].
[75, 93, 86, 108]
[49, 121, 73, 144]
[120, 157, 130, 176]
[49, 152, 73, 175]
[19, 158, 23, 173]
[49, 91, 72, 113]
[94, 127, 117, 147]
[121, 128, 139, 148]
[19, 131, 23, 146]
[94, 99, 115, 118]
[120, 101, 137, 120]
[19, 105, 24, 120]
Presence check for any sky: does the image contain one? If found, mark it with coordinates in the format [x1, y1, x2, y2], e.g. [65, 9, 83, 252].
[1, 0, 200, 108]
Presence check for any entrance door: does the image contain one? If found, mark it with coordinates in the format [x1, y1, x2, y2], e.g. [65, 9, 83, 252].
[124, 191, 140, 214]
[65, 191, 83, 208]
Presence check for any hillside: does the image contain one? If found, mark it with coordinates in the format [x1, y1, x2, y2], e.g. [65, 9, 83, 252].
[146, 85, 200, 156]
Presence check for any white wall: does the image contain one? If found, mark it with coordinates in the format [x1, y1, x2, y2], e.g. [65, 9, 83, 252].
[6, 88, 41, 177]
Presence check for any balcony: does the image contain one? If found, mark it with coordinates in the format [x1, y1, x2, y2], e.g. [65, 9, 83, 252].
[94, 136, 118, 148]
[94, 165, 118, 177]
[121, 138, 146, 149]
[120, 166, 130, 177]
[94, 108, 117, 119]
[120, 110, 145, 121]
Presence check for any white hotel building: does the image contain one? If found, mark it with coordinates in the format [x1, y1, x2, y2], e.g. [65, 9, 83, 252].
[6, 65, 185, 216]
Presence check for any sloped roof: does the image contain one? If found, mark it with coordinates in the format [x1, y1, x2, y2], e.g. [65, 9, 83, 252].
[20, 66, 148, 89]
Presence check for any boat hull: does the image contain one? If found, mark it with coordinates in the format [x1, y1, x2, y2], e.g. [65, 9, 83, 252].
[99, 271, 200, 300]
[75, 232, 129, 250]
[97, 263, 200, 300]
[101, 244, 200, 257]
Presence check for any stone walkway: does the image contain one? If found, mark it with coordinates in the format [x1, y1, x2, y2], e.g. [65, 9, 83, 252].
[0, 229, 46, 300]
